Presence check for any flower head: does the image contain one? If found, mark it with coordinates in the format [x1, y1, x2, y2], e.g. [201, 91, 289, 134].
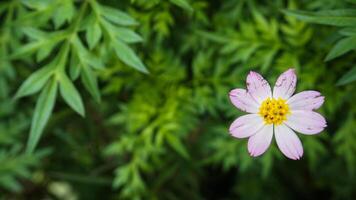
[229, 69, 326, 160]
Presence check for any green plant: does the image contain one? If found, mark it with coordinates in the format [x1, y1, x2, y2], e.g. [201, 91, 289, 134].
[8, 0, 148, 153]
[284, 3, 356, 85]
[0, 0, 356, 199]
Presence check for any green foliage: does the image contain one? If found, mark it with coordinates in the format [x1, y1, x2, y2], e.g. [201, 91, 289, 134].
[0, 146, 46, 192]
[284, 9, 356, 27]
[200, 2, 312, 72]
[337, 66, 356, 85]
[0, 91, 48, 194]
[169, 0, 193, 12]
[0, 0, 356, 199]
[334, 114, 356, 174]
[284, 5, 356, 85]
[9, 0, 147, 152]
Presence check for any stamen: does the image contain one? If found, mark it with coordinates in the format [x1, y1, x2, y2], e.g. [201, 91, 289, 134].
[259, 98, 290, 125]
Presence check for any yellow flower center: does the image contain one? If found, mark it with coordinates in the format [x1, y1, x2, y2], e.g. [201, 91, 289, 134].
[259, 98, 290, 125]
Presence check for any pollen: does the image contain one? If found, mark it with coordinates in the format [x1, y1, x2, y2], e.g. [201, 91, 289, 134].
[259, 98, 290, 125]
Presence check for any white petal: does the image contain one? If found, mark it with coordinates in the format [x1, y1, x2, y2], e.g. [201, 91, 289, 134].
[248, 124, 273, 157]
[275, 124, 303, 160]
[273, 69, 297, 100]
[285, 110, 327, 135]
[287, 91, 324, 110]
[229, 89, 259, 113]
[246, 71, 272, 103]
[229, 114, 264, 138]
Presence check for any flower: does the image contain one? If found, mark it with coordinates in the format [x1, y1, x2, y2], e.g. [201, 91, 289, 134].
[229, 69, 326, 160]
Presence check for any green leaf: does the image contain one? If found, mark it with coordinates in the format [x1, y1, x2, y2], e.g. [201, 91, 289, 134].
[52, 6, 67, 29]
[0, 176, 22, 192]
[81, 66, 101, 103]
[69, 52, 81, 80]
[114, 27, 143, 43]
[83, 53, 104, 70]
[169, 0, 193, 12]
[14, 67, 53, 99]
[197, 31, 229, 43]
[21, 0, 52, 10]
[339, 27, 356, 36]
[337, 66, 356, 85]
[36, 42, 55, 62]
[86, 22, 102, 49]
[11, 42, 44, 58]
[59, 74, 85, 116]
[252, 8, 269, 31]
[325, 36, 356, 61]
[71, 35, 104, 70]
[26, 79, 58, 153]
[100, 5, 137, 26]
[52, 0, 75, 29]
[283, 9, 356, 27]
[21, 27, 47, 40]
[113, 40, 148, 73]
[165, 134, 189, 159]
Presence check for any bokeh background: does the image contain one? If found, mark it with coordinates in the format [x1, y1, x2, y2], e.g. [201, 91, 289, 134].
[1, 0, 356, 199]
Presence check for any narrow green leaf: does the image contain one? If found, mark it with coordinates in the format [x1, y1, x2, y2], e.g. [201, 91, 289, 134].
[337, 66, 356, 85]
[59, 74, 85, 116]
[53, 6, 67, 28]
[11, 42, 43, 58]
[14, 67, 53, 99]
[86, 22, 102, 49]
[252, 9, 269, 31]
[71, 35, 104, 70]
[283, 9, 356, 26]
[113, 40, 148, 73]
[114, 27, 143, 43]
[21, 0, 52, 10]
[197, 31, 229, 43]
[339, 27, 356, 36]
[69, 52, 81, 80]
[169, 0, 193, 12]
[325, 36, 356, 61]
[83, 53, 104, 70]
[81, 66, 101, 103]
[100, 5, 137, 26]
[52, 1, 75, 29]
[21, 27, 47, 40]
[165, 134, 189, 159]
[26, 79, 58, 153]
[0, 176, 22, 192]
[36, 43, 55, 62]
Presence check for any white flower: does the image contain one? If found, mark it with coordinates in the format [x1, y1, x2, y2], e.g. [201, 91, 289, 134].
[229, 69, 326, 160]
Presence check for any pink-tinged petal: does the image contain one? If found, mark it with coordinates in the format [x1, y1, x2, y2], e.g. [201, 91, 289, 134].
[285, 110, 327, 135]
[248, 124, 273, 157]
[246, 71, 272, 103]
[273, 69, 297, 100]
[229, 89, 259, 113]
[229, 114, 264, 138]
[287, 91, 324, 110]
[275, 124, 303, 160]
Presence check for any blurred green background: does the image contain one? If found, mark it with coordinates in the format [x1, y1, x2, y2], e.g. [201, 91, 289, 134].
[1, 0, 356, 199]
